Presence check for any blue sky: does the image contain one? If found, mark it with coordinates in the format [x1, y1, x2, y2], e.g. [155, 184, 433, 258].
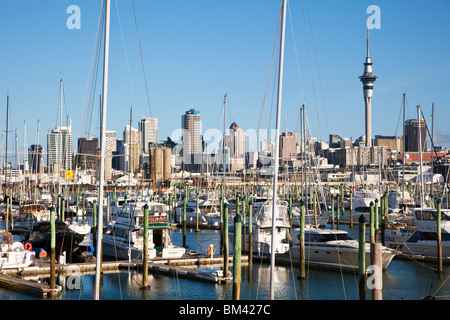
[0, 0, 449, 164]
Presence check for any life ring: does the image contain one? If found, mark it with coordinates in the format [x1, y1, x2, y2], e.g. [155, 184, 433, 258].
[24, 243, 32, 251]
[207, 245, 215, 255]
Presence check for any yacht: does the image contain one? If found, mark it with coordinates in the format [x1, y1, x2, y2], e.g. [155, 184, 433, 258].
[12, 203, 50, 232]
[388, 189, 415, 214]
[0, 240, 35, 270]
[103, 202, 185, 260]
[288, 227, 397, 269]
[401, 207, 450, 257]
[173, 204, 209, 228]
[352, 189, 380, 212]
[251, 200, 291, 256]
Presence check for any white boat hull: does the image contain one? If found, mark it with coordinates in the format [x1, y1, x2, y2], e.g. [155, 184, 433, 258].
[289, 242, 396, 269]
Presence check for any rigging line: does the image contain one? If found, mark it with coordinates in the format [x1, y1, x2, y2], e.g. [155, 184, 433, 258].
[131, 0, 152, 118]
[80, 1, 104, 138]
[287, 0, 305, 104]
[305, 0, 330, 136]
[84, 4, 105, 138]
[300, 0, 322, 142]
[257, 2, 282, 150]
[114, 0, 137, 111]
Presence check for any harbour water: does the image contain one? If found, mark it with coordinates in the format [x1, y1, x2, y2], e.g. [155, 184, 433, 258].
[1, 223, 450, 301]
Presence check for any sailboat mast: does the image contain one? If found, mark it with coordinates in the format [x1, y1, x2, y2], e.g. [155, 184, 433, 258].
[222, 94, 227, 198]
[94, 0, 110, 300]
[402, 93, 405, 198]
[5, 95, 9, 182]
[417, 105, 424, 207]
[270, 0, 286, 300]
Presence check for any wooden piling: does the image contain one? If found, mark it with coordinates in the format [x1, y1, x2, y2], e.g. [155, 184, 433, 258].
[371, 242, 383, 300]
[350, 189, 353, 228]
[370, 201, 375, 244]
[183, 187, 187, 248]
[437, 199, 443, 275]
[232, 213, 242, 300]
[50, 206, 56, 298]
[299, 200, 306, 280]
[248, 200, 253, 264]
[358, 214, 366, 300]
[141, 203, 150, 289]
[224, 203, 229, 280]
[331, 194, 335, 230]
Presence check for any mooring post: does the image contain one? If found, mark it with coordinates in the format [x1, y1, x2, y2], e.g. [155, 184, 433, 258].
[248, 200, 253, 264]
[358, 214, 367, 300]
[141, 203, 150, 290]
[232, 213, 242, 300]
[437, 199, 443, 275]
[350, 189, 353, 228]
[331, 194, 335, 230]
[370, 201, 375, 245]
[183, 187, 187, 248]
[224, 203, 229, 280]
[299, 200, 306, 280]
[50, 206, 56, 298]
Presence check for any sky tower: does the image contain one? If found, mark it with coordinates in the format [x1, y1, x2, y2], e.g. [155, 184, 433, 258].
[359, 28, 377, 148]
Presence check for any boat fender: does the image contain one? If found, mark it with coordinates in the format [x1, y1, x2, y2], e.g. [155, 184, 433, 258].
[24, 243, 32, 251]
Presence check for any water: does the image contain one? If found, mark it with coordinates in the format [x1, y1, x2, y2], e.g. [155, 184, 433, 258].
[2, 219, 450, 301]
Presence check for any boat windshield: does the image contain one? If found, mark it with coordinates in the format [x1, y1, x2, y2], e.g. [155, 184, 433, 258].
[306, 232, 352, 242]
[415, 210, 450, 221]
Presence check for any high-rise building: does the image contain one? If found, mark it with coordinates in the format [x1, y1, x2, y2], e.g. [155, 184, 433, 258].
[404, 119, 427, 152]
[28, 144, 43, 174]
[77, 137, 99, 171]
[123, 125, 142, 173]
[105, 130, 117, 152]
[181, 108, 202, 168]
[139, 117, 158, 152]
[279, 132, 297, 165]
[228, 122, 247, 158]
[47, 125, 73, 173]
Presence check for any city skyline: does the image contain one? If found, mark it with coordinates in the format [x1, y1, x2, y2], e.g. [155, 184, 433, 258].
[0, 1, 449, 167]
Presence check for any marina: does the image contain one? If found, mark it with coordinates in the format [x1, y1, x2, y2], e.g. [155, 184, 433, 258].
[0, 0, 449, 308]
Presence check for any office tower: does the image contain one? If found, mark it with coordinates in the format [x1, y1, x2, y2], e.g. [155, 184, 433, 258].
[28, 144, 43, 174]
[123, 125, 142, 173]
[279, 132, 297, 165]
[139, 117, 158, 152]
[77, 137, 99, 170]
[181, 108, 202, 168]
[47, 124, 73, 173]
[404, 119, 427, 152]
[105, 130, 117, 152]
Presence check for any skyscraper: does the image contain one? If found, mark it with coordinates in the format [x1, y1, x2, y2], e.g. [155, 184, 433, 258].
[404, 119, 427, 152]
[47, 125, 73, 173]
[123, 125, 142, 173]
[139, 117, 158, 152]
[105, 130, 117, 152]
[28, 144, 43, 174]
[181, 108, 202, 167]
[279, 132, 297, 165]
[77, 137, 99, 171]
[359, 29, 377, 148]
[228, 122, 247, 158]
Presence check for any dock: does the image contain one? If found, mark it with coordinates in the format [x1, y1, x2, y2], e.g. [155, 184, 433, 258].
[0, 273, 61, 298]
[0, 254, 247, 297]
